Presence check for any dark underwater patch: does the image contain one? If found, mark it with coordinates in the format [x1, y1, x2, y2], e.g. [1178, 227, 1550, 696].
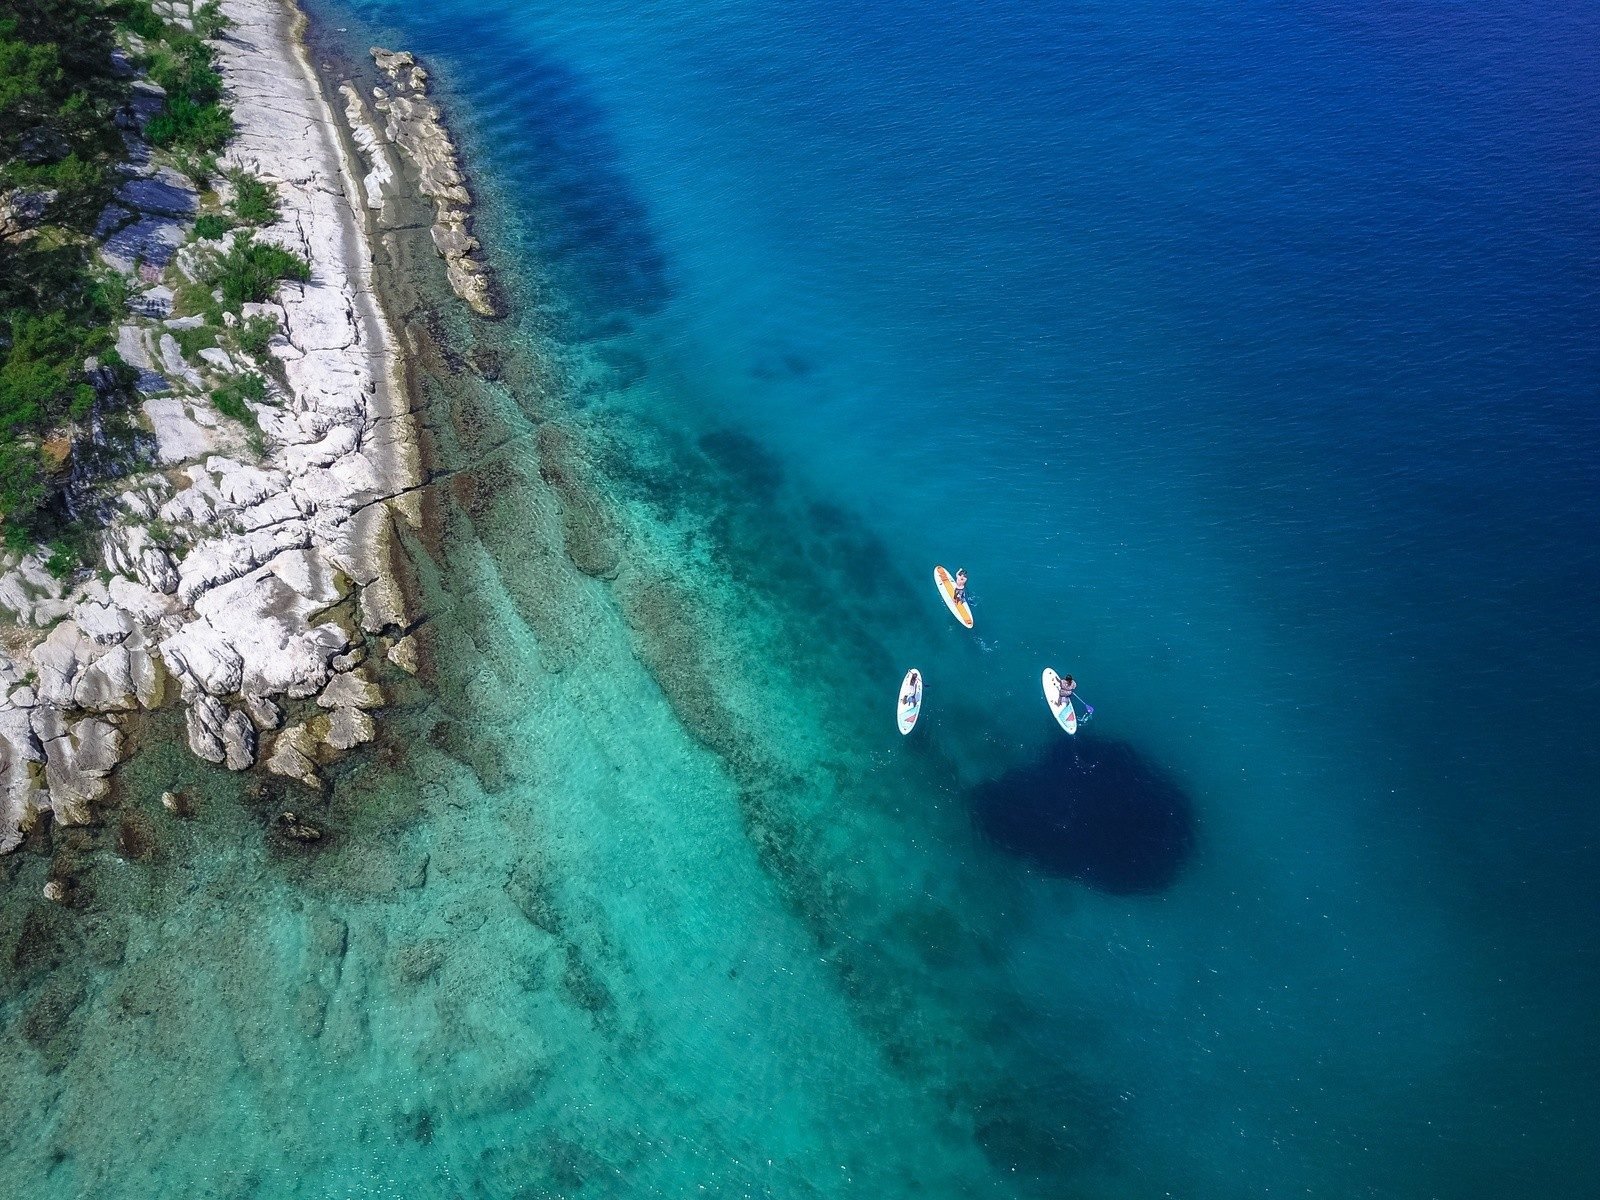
[970, 737, 1196, 894]
[697, 428, 783, 501]
[436, 28, 671, 328]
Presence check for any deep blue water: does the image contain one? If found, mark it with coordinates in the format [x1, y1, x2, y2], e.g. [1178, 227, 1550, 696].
[311, 0, 1599, 1192]
[79, 0, 1588, 1194]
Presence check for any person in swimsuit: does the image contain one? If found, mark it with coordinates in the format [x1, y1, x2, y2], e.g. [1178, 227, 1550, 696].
[952, 568, 969, 606]
[1057, 673, 1076, 707]
[901, 670, 922, 711]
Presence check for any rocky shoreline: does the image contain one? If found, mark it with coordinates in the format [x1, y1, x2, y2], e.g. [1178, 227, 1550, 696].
[344, 47, 501, 318]
[0, 0, 486, 855]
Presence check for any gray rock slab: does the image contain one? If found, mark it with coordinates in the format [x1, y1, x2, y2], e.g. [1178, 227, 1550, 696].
[129, 80, 166, 127]
[102, 215, 186, 275]
[158, 333, 204, 388]
[127, 285, 174, 318]
[199, 347, 238, 373]
[95, 203, 133, 239]
[143, 396, 228, 464]
[117, 175, 197, 218]
[116, 324, 154, 370]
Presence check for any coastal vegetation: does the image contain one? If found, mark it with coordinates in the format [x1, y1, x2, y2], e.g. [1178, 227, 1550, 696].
[0, 0, 241, 551]
[141, 9, 230, 155]
[2, 0, 136, 546]
[208, 230, 309, 307]
[0, 0, 301, 557]
[211, 368, 265, 426]
[227, 165, 276, 225]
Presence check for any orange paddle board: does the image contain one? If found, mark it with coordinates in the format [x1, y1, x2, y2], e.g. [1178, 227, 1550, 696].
[933, 565, 973, 628]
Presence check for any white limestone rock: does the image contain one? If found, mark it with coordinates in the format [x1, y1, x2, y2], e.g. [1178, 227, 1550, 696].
[199, 347, 239, 373]
[73, 599, 135, 644]
[159, 333, 204, 389]
[222, 707, 257, 771]
[127, 284, 174, 319]
[33, 621, 95, 707]
[42, 717, 122, 824]
[186, 693, 228, 764]
[0, 705, 46, 853]
[165, 567, 350, 699]
[1, 0, 423, 855]
[73, 645, 136, 712]
[144, 396, 232, 464]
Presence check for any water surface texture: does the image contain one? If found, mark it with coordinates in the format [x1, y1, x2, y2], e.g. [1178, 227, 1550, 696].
[5, 1, 1598, 1196]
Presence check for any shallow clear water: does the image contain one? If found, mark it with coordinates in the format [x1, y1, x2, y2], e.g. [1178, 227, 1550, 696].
[3, 1, 1597, 1196]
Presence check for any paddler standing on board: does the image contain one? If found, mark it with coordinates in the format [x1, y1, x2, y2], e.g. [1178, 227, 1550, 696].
[952, 568, 969, 607]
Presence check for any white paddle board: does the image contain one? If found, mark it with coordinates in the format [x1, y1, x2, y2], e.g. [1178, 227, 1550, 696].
[897, 669, 923, 735]
[1042, 667, 1077, 734]
[933, 565, 973, 628]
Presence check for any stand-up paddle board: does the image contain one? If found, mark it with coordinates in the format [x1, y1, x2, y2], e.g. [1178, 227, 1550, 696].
[1042, 667, 1078, 734]
[934, 566, 973, 628]
[897, 669, 923, 735]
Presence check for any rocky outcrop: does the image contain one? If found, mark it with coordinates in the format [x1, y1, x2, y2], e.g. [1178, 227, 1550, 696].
[0, 0, 423, 851]
[0, 187, 59, 240]
[363, 48, 500, 318]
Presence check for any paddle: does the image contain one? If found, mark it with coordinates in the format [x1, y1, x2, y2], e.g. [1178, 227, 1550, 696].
[1069, 695, 1094, 722]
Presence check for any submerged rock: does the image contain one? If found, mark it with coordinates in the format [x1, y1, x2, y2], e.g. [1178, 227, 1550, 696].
[367, 47, 500, 317]
[321, 706, 375, 752]
[276, 810, 322, 842]
[265, 723, 321, 791]
[317, 670, 382, 711]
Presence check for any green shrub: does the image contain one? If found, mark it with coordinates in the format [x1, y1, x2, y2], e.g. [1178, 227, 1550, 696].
[0, 311, 107, 434]
[88, 269, 128, 315]
[143, 30, 232, 154]
[212, 371, 267, 425]
[193, 1, 230, 40]
[172, 147, 219, 188]
[192, 211, 233, 240]
[98, 347, 137, 391]
[173, 323, 217, 358]
[229, 171, 279, 226]
[114, 1, 167, 40]
[44, 539, 78, 579]
[173, 278, 224, 325]
[148, 36, 222, 106]
[0, 0, 189, 545]
[0, 442, 46, 533]
[205, 233, 310, 310]
[234, 313, 278, 359]
[145, 94, 232, 151]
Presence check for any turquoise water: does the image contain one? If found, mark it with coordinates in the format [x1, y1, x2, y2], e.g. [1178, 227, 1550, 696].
[3, 0, 1598, 1195]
